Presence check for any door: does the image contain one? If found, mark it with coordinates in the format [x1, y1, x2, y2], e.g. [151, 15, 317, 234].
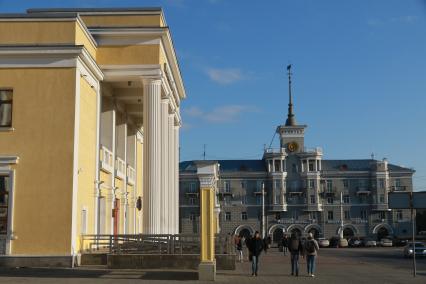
[0, 175, 10, 254]
[113, 199, 120, 236]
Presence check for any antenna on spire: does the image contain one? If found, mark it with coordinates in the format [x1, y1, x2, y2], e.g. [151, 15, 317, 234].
[203, 144, 206, 160]
[285, 64, 296, 126]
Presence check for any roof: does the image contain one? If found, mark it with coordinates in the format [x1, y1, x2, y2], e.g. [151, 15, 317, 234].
[321, 159, 414, 173]
[0, 12, 79, 19]
[180, 159, 414, 174]
[27, 8, 162, 14]
[180, 160, 267, 173]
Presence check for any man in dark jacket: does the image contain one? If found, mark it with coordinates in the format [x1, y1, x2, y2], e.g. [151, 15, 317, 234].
[287, 233, 304, 276]
[282, 235, 289, 256]
[247, 231, 263, 276]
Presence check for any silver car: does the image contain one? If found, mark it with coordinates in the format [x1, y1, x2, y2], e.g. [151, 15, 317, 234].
[318, 238, 330, 248]
[378, 238, 393, 247]
[403, 242, 426, 258]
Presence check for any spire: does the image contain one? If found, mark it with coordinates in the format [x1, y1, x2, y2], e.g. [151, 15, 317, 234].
[285, 64, 297, 126]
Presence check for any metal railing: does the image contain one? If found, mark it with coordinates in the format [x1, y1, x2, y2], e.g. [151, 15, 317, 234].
[80, 234, 235, 255]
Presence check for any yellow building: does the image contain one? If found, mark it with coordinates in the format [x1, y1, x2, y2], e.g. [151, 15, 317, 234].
[0, 7, 185, 266]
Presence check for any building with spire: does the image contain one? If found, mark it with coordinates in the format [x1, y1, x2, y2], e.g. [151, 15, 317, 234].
[179, 66, 415, 243]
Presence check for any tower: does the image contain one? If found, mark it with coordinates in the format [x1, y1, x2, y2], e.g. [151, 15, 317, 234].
[277, 65, 307, 153]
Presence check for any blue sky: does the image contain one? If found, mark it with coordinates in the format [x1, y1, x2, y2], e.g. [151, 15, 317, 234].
[2, 0, 426, 190]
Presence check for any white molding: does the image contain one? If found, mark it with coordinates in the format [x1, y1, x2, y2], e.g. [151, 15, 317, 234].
[0, 127, 15, 132]
[71, 69, 81, 256]
[0, 156, 19, 165]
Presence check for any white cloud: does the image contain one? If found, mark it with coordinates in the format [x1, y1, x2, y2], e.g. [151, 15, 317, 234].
[368, 15, 418, 27]
[183, 105, 259, 123]
[205, 68, 244, 85]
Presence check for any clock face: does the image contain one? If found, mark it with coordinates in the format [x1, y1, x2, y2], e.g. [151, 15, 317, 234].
[287, 141, 299, 152]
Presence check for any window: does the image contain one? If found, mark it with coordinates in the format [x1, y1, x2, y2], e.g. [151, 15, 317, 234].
[189, 197, 197, 205]
[343, 179, 349, 188]
[224, 196, 231, 206]
[343, 195, 350, 204]
[309, 180, 315, 189]
[225, 212, 231, 221]
[378, 212, 386, 220]
[292, 210, 298, 220]
[379, 179, 385, 189]
[224, 181, 231, 193]
[275, 212, 281, 220]
[189, 182, 196, 193]
[360, 210, 367, 220]
[379, 194, 385, 203]
[241, 180, 246, 188]
[309, 161, 314, 172]
[241, 195, 247, 205]
[310, 195, 315, 204]
[81, 208, 88, 235]
[0, 90, 13, 127]
[292, 163, 297, 173]
[327, 211, 334, 220]
[275, 179, 281, 190]
[274, 160, 281, 172]
[241, 212, 247, 220]
[190, 212, 196, 221]
[256, 195, 262, 205]
[327, 197, 333, 204]
[256, 180, 263, 191]
[274, 193, 280, 204]
[0, 175, 10, 234]
[326, 180, 333, 192]
[344, 210, 350, 220]
[397, 210, 403, 220]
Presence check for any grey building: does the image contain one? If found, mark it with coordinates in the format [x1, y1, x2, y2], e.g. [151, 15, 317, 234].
[179, 69, 415, 243]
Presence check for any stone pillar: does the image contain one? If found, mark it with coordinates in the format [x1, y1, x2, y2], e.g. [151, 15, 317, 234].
[142, 78, 162, 234]
[160, 98, 169, 234]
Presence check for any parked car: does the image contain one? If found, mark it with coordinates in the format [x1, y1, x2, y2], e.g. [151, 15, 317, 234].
[394, 239, 409, 247]
[362, 238, 377, 247]
[378, 238, 393, 247]
[403, 242, 426, 258]
[318, 238, 330, 248]
[348, 238, 362, 247]
[329, 236, 340, 248]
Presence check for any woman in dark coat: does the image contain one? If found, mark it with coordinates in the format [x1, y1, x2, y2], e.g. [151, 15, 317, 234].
[247, 231, 264, 277]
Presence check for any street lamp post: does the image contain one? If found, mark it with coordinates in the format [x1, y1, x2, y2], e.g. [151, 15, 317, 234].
[262, 182, 266, 239]
[339, 191, 344, 239]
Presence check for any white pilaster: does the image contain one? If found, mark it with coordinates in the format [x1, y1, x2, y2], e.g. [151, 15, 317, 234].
[142, 78, 162, 234]
[160, 98, 170, 234]
[174, 124, 180, 234]
[168, 113, 175, 234]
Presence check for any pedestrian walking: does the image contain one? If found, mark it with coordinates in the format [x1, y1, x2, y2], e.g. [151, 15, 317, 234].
[304, 232, 320, 277]
[247, 231, 264, 277]
[236, 236, 243, 262]
[282, 234, 289, 256]
[287, 233, 304, 277]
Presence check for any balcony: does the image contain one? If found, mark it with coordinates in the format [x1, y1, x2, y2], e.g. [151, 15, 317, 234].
[127, 165, 136, 185]
[100, 146, 113, 173]
[270, 204, 288, 212]
[350, 218, 368, 224]
[116, 158, 126, 179]
[287, 188, 304, 195]
[304, 204, 323, 212]
[264, 147, 286, 155]
[372, 203, 389, 211]
[391, 186, 407, 192]
[356, 187, 371, 195]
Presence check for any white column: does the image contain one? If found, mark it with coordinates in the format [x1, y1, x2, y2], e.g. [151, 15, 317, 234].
[142, 78, 162, 234]
[168, 113, 175, 234]
[160, 98, 170, 234]
[174, 124, 180, 233]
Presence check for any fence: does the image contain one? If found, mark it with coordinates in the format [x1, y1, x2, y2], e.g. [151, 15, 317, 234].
[80, 233, 235, 255]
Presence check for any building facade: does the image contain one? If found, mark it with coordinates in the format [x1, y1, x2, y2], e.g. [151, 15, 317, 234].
[179, 68, 414, 243]
[0, 7, 185, 265]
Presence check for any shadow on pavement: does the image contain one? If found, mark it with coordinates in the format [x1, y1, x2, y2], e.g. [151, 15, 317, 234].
[141, 271, 198, 281]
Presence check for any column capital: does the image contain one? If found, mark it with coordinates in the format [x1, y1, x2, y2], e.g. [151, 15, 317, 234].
[141, 76, 162, 86]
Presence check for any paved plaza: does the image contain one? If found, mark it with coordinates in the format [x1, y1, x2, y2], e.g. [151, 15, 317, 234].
[0, 247, 425, 283]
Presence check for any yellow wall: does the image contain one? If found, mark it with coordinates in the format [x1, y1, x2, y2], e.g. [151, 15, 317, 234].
[0, 21, 76, 45]
[80, 15, 164, 28]
[75, 22, 97, 59]
[75, 77, 97, 251]
[0, 68, 76, 255]
[97, 45, 160, 65]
